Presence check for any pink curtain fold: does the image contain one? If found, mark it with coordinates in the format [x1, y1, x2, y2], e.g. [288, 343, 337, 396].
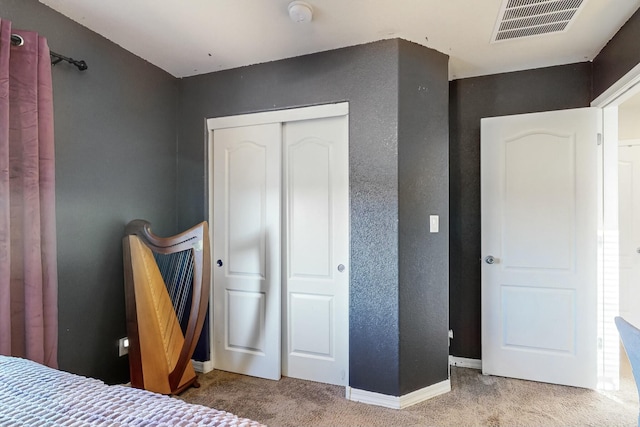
[0, 18, 58, 368]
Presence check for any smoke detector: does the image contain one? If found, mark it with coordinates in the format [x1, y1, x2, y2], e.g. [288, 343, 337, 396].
[491, 0, 586, 42]
[288, 1, 313, 23]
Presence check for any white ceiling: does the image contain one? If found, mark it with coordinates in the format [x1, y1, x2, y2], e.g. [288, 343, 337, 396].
[39, 0, 640, 80]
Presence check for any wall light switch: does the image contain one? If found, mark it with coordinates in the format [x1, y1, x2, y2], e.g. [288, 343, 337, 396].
[429, 215, 439, 233]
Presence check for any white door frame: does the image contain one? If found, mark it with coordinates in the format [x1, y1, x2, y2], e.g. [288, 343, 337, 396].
[592, 63, 640, 390]
[205, 102, 350, 383]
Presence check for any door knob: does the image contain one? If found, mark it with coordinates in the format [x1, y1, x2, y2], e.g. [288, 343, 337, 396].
[217, 259, 223, 267]
[337, 264, 345, 272]
[484, 255, 496, 265]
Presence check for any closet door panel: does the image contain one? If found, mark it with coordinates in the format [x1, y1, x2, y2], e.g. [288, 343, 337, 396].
[212, 123, 281, 380]
[283, 116, 349, 386]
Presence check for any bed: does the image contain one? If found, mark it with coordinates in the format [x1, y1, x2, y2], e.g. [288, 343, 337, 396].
[0, 355, 265, 426]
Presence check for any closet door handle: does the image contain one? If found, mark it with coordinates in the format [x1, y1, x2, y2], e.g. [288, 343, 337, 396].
[217, 259, 223, 267]
[337, 264, 345, 272]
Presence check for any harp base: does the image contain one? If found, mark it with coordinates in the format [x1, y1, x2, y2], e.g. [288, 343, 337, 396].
[131, 365, 199, 395]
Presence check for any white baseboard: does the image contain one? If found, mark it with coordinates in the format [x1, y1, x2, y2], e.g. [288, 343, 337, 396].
[192, 359, 215, 373]
[346, 379, 451, 409]
[449, 356, 482, 370]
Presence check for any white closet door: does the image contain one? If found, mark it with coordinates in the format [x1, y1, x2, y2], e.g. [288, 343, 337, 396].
[212, 123, 281, 380]
[282, 116, 349, 386]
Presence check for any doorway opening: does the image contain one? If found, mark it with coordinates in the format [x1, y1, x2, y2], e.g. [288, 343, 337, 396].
[592, 63, 640, 390]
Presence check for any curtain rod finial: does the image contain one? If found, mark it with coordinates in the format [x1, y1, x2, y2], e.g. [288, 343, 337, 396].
[10, 34, 24, 47]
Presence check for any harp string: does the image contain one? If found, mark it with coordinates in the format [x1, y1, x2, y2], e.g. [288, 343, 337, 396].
[154, 249, 195, 333]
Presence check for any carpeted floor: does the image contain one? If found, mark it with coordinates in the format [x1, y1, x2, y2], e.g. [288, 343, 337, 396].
[179, 365, 638, 427]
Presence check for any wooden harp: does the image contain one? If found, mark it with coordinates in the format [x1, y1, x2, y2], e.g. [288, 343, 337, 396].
[122, 220, 211, 395]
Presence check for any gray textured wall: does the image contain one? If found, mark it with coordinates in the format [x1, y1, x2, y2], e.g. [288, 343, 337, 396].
[448, 63, 593, 359]
[2, 0, 178, 384]
[593, 8, 640, 99]
[397, 42, 450, 393]
[177, 40, 402, 395]
[177, 39, 450, 396]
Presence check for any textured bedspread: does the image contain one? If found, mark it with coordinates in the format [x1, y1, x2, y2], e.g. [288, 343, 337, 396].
[0, 355, 265, 427]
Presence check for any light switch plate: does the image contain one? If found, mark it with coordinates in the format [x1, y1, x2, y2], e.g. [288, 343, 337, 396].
[429, 215, 439, 233]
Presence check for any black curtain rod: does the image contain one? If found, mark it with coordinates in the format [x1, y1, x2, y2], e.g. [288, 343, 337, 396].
[10, 33, 87, 71]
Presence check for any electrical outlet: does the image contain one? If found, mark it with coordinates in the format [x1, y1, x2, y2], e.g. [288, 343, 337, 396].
[118, 337, 129, 356]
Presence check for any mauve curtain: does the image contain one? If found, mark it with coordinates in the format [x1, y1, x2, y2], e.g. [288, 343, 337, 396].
[0, 18, 58, 368]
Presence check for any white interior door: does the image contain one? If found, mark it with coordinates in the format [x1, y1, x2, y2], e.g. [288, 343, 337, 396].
[212, 123, 281, 380]
[481, 107, 600, 388]
[282, 116, 349, 386]
[619, 142, 640, 328]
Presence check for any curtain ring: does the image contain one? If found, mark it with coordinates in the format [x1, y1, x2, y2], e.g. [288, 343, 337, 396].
[10, 34, 24, 47]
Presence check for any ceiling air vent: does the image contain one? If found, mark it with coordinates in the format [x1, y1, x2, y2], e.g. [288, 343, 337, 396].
[491, 0, 586, 42]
